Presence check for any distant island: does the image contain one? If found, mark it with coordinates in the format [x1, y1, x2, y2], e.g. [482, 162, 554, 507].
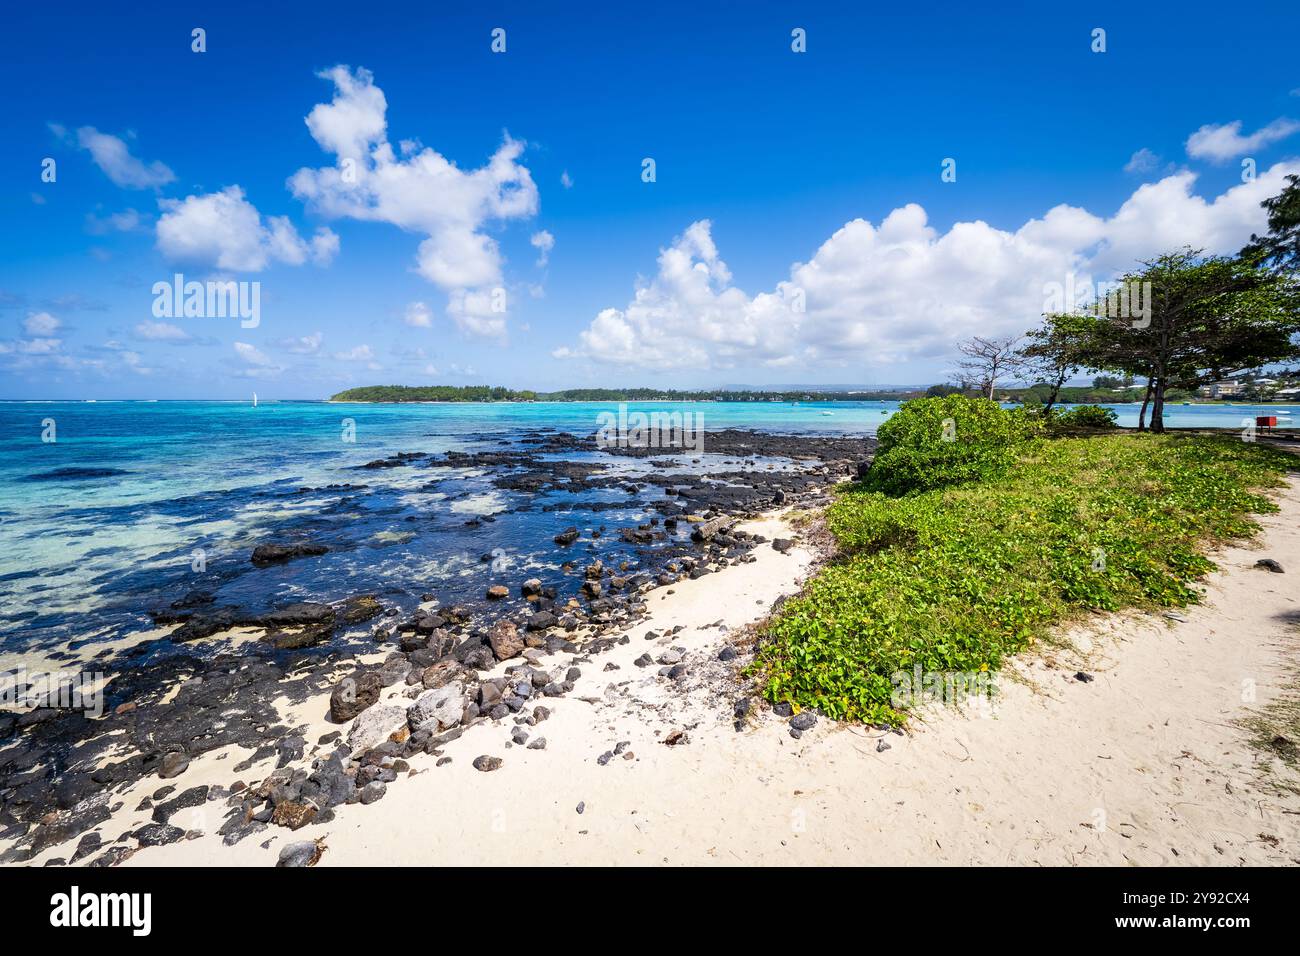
[328, 385, 923, 403]
[326, 382, 1285, 405]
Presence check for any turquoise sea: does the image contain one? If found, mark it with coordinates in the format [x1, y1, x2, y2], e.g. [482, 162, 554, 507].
[1, 399, 1293, 659]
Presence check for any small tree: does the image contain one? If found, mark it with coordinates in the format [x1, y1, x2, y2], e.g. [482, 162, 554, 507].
[951, 335, 1022, 399]
[1073, 250, 1300, 432]
[1017, 315, 1087, 415]
[1242, 174, 1300, 273]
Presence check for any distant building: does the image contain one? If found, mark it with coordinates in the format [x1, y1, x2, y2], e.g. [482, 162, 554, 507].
[1198, 381, 1244, 398]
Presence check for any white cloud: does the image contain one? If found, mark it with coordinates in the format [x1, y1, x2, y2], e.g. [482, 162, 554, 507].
[333, 344, 376, 361]
[134, 320, 191, 341]
[558, 162, 1300, 371]
[234, 341, 275, 366]
[23, 312, 61, 336]
[288, 65, 537, 328]
[531, 229, 555, 267]
[156, 186, 338, 271]
[1124, 148, 1160, 174]
[63, 126, 175, 189]
[403, 302, 433, 327]
[447, 289, 507, 341]
[561, 171, 573, 189]
[85, 208, 142, 235]
[1186, 118, 1300, 162]
[0, 313, 67, 366]
[276, 331, 323, 354]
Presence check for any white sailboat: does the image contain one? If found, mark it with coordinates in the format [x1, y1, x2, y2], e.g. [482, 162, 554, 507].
[253, 392, 258, 407]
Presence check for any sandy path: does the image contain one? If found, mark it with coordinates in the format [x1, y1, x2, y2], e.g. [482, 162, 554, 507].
[106, 478, 1300, 868]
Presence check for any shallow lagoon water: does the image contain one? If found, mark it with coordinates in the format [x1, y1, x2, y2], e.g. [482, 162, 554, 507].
[1, 399, 1291, 657]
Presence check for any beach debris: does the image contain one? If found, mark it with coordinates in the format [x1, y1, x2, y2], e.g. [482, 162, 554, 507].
[1074, 672, 1094, 683]
[472, 755, 503, 772]
[876, 739, 892, 753]
[576, 801, 585, 814]
[1162, 610, 1189, 622]
[1255, 558, 1284, 573]
[662, 729, 689, 746]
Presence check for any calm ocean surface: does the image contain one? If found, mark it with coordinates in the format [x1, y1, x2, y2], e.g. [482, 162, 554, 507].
[2, 399, 1293, 658]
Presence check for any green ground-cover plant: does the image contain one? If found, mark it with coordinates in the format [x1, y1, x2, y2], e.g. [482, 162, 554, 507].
[862, 394, 1041, 494]
[1051, 404, 1119, 428]
[754, 431, 1294, 725]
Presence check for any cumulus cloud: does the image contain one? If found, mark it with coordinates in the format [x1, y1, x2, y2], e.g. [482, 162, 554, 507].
[275, 331, 324, 354]
[530, 230, 554, 267]
[403, 302, 433, 327]
[333, 344, 376, 361]
[557, 162, 1300, 371]
[0, 312, 66, 366]
[230, 341, 284, 378]
[1186, 118, 1300, 162]
[23, 312, 61, 336]
[134, 320, 191, 341]
[1124, 148, 1161, 174]
[156, 186, 339, 271]
[288, 66, 538, 329]
[447, 288, 507, 341]
[234, 341, 274, 365]
[56, 126, 175, 189]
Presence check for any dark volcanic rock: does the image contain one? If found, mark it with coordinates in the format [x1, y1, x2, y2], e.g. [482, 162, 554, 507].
[134, 822, 185, 847]
[277, 840, 324, 867]
[250, 542, 329, 566]
[330, 671, 382, 722]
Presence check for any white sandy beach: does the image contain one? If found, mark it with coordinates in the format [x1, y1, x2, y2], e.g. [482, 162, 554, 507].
[12, 475, 1285, 868]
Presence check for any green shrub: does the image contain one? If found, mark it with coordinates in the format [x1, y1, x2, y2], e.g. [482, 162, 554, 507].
[1052, 404, 1119, 428]
[752, 434, 1293, 725]
[864, 395, 1040, 495]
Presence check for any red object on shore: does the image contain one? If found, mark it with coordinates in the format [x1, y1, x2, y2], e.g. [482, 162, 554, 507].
[1256, 416, 1278, 429]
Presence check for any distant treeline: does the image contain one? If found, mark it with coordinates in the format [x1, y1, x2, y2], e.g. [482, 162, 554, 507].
[328, 385, 923, 403]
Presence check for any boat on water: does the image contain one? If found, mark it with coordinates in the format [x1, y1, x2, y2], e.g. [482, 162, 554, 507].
[253, 392, 258, 407]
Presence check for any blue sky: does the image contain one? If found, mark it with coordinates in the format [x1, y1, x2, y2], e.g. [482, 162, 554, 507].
[2, 0, 1298, 399]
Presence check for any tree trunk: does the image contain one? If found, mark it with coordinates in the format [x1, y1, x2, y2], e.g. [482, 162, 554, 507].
[1043, 369, 1067, 417]
[1150, 378, 1167, 434]
[1137, 379, 1153, 432]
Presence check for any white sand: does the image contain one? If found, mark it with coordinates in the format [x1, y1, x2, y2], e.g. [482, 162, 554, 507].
[11, 479, 1300, 867]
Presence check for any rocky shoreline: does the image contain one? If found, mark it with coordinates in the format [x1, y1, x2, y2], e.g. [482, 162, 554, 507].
[0, 428, 872, 866]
